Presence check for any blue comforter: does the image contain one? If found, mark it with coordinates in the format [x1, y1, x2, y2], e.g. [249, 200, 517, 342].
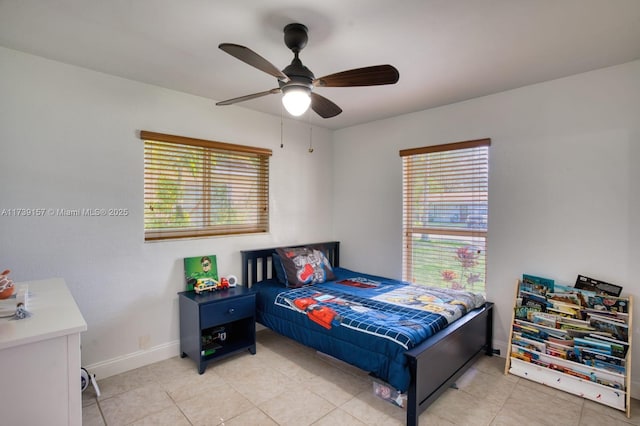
[254, 267, 485, 391]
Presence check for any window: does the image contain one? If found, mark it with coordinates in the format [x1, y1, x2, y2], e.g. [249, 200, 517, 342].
[141, 131, 272, 241]
[400, 138, 490, 293]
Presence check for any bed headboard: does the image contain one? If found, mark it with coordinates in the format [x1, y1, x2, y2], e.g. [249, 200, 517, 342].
[240, 241, 340, 287]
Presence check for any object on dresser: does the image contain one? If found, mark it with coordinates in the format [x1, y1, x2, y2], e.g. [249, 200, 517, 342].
[13, 302, 31, 320]
[575, 274, 622, 296]
[0, 269, 15, 299]
[0, 269, 27, 318]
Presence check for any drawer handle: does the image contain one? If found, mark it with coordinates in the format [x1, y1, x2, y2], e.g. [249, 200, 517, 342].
[228, 308, 235, 314]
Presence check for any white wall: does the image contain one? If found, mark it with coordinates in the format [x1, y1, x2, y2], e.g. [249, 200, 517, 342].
[0, 46, 334, 377]
[3, 43, 640, 394]
[333, 61, 640, 392]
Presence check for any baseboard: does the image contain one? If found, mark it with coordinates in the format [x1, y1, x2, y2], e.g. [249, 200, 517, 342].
[84, 340, 180, 380]
[86, 327, 268, 380]
[632, 380, 640, 400]
[492, 338, 509, 362]
[89, 334, 640, 401]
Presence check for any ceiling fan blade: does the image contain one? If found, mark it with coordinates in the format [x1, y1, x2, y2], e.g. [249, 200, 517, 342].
[216, 88, 281, 106]
[219, 43, 289, 82]
[311, 92, 342, 118]
[313, 65, 399, 87]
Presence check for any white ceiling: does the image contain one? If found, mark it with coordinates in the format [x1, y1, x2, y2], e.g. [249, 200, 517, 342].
[1, 0, 639, 130]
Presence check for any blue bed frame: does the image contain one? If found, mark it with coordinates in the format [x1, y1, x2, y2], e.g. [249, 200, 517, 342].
[241, 241, 494, 426]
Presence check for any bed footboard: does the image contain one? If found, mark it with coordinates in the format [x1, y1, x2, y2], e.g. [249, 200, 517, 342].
[404, 301, 494, 426]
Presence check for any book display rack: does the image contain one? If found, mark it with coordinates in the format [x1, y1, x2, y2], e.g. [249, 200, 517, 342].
[504, 275, 632, 417]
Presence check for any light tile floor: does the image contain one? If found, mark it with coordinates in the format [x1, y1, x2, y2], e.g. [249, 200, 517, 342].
[83, 329, 640, 425]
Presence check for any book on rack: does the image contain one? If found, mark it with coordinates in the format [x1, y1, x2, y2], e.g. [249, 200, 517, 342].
[512, 332, 546, 353]
[521, 274, 554, 296]
[546, 339, 575, 359]
[549, 283, 596, 307]
[514, 329, 546, 344]
[547, 292, 582, 307]
[531, 312, 558, 328]
[575, 274, 622, 296]
[588, 312, 628, 324]
[547, 307, 579, 318]
[557, 316, 592, 329]
[548, 363, 592, 381]
[583, 308, 629, 324]
[586, 295, 629, 314]
[513, 321, 547, 339]
[514, 304, 542, 321]
[514, 318, 567, 337]
[576, 348, 625, 374]
[573, 337, 613, 355]
[511, 345, 540, 363]
[586, 333, 629, 358]
[549, 300, 581, 318]
[520, 292, 551, 312]
[588, 314, 629, 341]
[548, 335, 574, 346]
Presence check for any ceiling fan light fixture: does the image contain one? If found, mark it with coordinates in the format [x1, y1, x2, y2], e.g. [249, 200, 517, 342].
[217, 23, 399, 119]
[281, 85, 311, 116]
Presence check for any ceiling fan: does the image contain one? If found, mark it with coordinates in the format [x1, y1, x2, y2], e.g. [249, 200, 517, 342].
[216, 23, 400, 118]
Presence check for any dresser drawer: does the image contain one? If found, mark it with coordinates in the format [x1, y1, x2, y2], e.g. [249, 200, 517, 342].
[200, 295, 255, 329]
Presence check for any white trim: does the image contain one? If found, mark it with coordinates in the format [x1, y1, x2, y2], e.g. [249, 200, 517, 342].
[84, 340, 180, 380]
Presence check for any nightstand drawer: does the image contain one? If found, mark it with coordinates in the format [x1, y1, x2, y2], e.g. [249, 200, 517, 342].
[200, 295, 254, 329]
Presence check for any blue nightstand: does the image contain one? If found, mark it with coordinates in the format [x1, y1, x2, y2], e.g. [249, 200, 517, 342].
[178, 286, 256, 374]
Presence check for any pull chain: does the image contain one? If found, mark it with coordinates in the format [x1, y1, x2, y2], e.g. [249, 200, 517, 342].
[280, 105, 284, 148]
[307, 108, 313, 153]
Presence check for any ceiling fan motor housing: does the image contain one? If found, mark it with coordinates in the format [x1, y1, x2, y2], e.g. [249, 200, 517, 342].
[281, 23, 314, 91]
[284, 23, 308, 53]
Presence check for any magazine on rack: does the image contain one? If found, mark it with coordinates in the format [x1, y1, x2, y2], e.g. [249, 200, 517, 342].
[575, 274, 622, 296]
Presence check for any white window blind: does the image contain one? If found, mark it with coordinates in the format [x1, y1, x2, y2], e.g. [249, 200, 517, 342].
[141, 131, 272, 241]
[400, 138, 490, 293]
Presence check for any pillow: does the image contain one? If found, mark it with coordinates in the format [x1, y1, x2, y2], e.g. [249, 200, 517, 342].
[272, 253, 288, 286]
[275, 246, 336, 287]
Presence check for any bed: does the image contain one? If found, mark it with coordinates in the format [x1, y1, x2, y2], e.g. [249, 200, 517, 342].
[241, 241, 494, 426]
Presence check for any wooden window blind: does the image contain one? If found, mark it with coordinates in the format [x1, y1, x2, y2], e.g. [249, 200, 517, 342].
[141, 131, 272, 241]
[400, 138, 490, 292]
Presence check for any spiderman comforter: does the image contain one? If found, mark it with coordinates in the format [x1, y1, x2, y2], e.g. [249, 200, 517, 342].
[254, 267, 485, 391]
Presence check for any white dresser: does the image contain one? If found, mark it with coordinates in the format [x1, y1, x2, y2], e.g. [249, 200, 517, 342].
[0, 278, 87, 426]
